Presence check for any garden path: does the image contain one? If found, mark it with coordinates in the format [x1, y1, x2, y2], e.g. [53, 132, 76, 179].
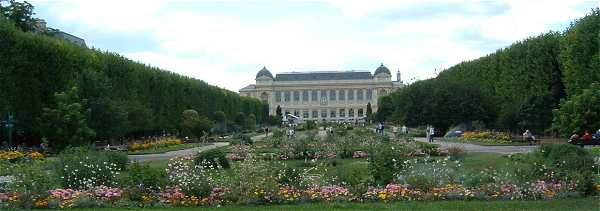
[414, 137, 538, 154]
[128, 142, 229, 162]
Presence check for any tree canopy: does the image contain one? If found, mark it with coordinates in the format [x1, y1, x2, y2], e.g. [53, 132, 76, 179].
[0, 13, 268, 146]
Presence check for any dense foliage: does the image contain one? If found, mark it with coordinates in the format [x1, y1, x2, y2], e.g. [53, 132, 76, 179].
[0, 16, 267, 147]
[389, 9, 600, 136]
[552, 83, 600, 135]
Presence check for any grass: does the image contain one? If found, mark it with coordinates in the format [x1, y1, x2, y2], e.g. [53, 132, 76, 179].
[128, 143, 205, 155]
[68, 197, 600, 211]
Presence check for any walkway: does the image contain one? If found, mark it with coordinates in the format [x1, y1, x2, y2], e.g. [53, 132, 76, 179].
[414, 137, 538, 154]
[128, 142, 229, 162]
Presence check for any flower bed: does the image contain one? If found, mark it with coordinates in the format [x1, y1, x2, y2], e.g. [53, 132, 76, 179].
[0, 150, 44, 162]
[459, 131, 512, 144]
[128, 137, 183, 152]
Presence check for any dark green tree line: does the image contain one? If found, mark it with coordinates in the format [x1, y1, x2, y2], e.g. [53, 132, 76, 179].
[0, 15, 268, 147]
[389, 8, 599, 135]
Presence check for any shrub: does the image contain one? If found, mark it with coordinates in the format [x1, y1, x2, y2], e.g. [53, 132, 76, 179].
[231, 134, 253, 145]
[447, 146, 466, 160]
[396, 157, 460, 191]
[416, 142, 440, 156]
[219, 156, 278, 203]
[125, 162, 166, 191]
[104, 150, 128, 170]
[552, 83, 600, 136]
[369, 143, 412, 185]
[305, 120, 317, 130]
[511, 144, 596, 193]
[166, 157, 218, 197]
[55, 147, 123, 189]
[277, 167, 302, 188]
[7, 160, 58, 208]
[195, 148, 230, 169]
[334, 162, 372, 195]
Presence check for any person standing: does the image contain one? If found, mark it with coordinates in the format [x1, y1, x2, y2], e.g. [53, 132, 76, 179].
[428, 126, 435, 142]
[583, 130, 592, 142]
[569, 131, 580, 143]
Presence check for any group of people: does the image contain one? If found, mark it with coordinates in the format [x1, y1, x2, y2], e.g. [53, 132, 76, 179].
[569, 129, 600, 143]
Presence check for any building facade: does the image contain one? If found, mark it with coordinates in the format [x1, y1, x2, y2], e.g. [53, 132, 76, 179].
[240, 64, 404, 122]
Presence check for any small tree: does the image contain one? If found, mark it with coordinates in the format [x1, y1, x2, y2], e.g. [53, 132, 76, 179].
[275, 105, 282, 118]
[234, 112, 246, 130]
[214, 111, 227, 134]
[366, 102, 373, 123]
[40, 87, 95, 151]
[182, 109, 213, 139]
[245, 113, 256, 131]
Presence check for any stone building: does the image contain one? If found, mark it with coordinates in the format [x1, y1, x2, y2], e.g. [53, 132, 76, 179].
[240, 64, 404, 122]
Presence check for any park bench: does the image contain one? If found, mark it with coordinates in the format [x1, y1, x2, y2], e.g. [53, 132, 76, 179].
[568, 137, 600, 146]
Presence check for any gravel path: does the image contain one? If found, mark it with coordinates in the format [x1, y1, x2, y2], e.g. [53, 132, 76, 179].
[128, 142, 229, 162]
[415, 138, 538, 154]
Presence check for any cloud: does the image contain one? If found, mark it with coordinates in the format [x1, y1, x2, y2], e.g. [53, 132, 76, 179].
[31, 0, 597, 90]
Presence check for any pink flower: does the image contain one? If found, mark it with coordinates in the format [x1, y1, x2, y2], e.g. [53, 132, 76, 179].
[352, 151, 369, 158]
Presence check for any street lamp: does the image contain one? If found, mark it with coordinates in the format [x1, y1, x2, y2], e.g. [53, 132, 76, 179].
[1, 112, 15, 147]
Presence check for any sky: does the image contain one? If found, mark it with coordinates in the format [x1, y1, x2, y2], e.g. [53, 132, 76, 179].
[28, 0, 599, 91]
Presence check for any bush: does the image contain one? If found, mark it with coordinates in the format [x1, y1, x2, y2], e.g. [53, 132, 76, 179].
[55, 147, 123, 189]
[195, 148, 230, 169]
[552, 83, 600, 136]
[277, 167, 302, 188]
[305, 120, 317, 130]
[125, 162, 166, 191]
[397, 157, 460, 191]
[104, 150, 128, 170]
[447, 146, 466, 160]
[166, 157, 217, 197]
[511, 144, 596, 193]
[231, 133, 253, 145]
[334, 162, 372, 195]
[416, 142, 440, 156]
[369, 143, 412, 185]
[7, 160, 58, 208]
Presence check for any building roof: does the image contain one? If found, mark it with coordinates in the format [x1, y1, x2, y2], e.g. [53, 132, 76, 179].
[274, 71, 373, 81]
[374, 64, 391, 75]
[256, 66, 274, 79]
[240, 84, 256, 91]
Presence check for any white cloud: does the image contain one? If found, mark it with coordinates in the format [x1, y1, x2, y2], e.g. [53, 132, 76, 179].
[32, 0, 597, 90]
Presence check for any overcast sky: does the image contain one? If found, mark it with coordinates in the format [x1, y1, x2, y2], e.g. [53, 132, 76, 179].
[29, 0, 598, 91]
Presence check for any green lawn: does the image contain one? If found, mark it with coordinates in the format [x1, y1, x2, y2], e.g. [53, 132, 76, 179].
[128, 143, 205, 155]
[68, 197, 600, 211]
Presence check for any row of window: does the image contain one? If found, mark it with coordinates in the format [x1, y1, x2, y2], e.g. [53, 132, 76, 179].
[284, 108, 366, 119]
[275, 89, 373, 103]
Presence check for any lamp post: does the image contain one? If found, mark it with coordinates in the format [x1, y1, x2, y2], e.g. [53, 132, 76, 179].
[1, 112, 15, 147]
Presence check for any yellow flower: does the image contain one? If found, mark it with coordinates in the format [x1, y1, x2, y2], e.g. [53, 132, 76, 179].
[34, 199, 48, 208]
[29, 151, 44, 160]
